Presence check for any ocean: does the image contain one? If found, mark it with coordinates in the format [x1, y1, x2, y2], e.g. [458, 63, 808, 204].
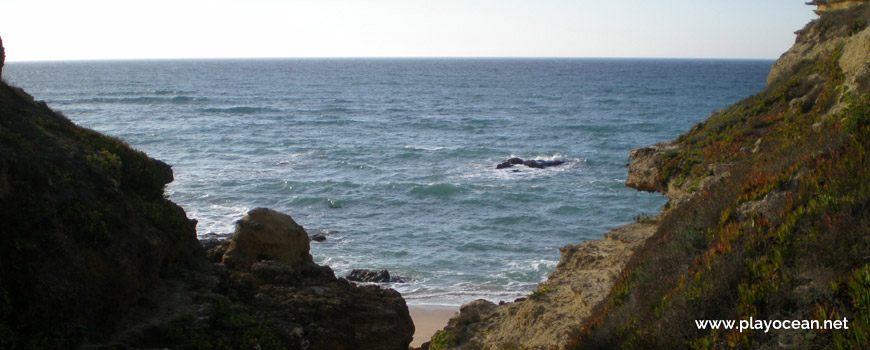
[4, 58, 771, 306]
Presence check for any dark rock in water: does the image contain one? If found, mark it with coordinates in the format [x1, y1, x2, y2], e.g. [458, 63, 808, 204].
[391, 275, 409, 283]
[200, 232, 234, 251]
[346, 269, 408, 283]
[524, 160, 545, 169]
[311, 233, 327, 242]
[499, 157, 566, 170]
[524, 159, 566, 169]
[499, 157, 567, 169]
[347, 269, 392, 282]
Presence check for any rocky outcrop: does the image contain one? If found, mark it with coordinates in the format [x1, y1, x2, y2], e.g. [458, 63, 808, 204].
[496, 157, 566, 170]
[769, 1, 870, 86]
[840, 17, 870, 94]
[423, 222, 658, 349]
[807, 0, 867, 13]
[624, 143, 676, 193]
[346, 269, 408, 283]
[219, 207, 313, 271]
[0, 78, 207, 348]
[201, 208, 415, 350]
[0, 69, 414, 348]
[625, 142, 734, 208]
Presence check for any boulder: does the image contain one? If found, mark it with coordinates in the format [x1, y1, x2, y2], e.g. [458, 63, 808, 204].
[347, 269, 392, 282]
[496, 157, 566, 170]
[346, 269, 408, 283]
[220, 207, 313, 271]
[625, 144, 672, 192]
[496, 162, 513, 169]
[524, 160, 545, 168]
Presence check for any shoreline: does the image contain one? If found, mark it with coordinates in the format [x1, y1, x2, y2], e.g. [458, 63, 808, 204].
[408, 304, 460, 347]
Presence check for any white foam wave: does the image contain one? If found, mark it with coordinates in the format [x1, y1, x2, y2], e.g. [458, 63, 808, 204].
[404, 145, 447, 151]
[189, 204, 249, 236]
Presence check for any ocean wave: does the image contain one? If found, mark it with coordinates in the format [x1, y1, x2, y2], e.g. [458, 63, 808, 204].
[549, 205, 583, 215]
[197, 106, 280, 114]
[77, 96, 168, 104]
[487, 215, 542, 226]
[74, 95, 204, 105]
[399, 288, 530, 306]
[314, 107, 351, 113]
[153, 89, 196, 95]
[289, 196, 347, 209]
[409, 183, 465, 197]
[169, 95, 198, 103]
[189, 204, 249, 236]
[403, 145, 446, 152]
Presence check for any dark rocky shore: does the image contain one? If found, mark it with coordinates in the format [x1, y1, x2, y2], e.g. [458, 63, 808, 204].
[0, 40, 412, 349]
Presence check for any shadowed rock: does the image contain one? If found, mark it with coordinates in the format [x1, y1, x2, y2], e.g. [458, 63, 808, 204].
[347, 269, 408, 283]
[1, 36, 4, 78]
[496, 157, 566, 170]
[496, 162, 513, 169]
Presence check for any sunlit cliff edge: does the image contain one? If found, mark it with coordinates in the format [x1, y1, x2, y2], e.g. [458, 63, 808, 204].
[421, 2, 870, 349]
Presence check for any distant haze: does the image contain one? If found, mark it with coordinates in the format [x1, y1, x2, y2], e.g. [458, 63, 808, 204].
[3, 0, 816, 62]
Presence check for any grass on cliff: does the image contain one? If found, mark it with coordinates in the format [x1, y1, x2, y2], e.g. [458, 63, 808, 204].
[567, 9, 870, 349]
[0, 80, 200, 349]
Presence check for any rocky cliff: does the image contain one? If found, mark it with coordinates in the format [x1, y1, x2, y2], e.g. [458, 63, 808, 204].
[0, 40, 413, 349]
[423, 2, 870, 349]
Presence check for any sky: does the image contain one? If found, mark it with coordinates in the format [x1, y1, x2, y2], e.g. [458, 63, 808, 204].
[2, 0, 818, 62]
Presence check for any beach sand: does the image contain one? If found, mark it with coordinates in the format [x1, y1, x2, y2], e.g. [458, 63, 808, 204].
[409, 305, 459, 348]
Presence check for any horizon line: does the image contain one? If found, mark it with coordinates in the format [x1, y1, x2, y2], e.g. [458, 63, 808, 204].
[5, 56, 779, 64]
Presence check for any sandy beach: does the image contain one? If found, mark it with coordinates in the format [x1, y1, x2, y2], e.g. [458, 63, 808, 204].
[409, 305, 459, 347]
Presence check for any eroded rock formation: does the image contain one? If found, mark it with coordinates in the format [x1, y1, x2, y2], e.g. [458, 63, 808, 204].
[0, 72, 413, 348]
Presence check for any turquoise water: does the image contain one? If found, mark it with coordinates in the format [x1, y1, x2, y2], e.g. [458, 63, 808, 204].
[4, 58, 771, 305]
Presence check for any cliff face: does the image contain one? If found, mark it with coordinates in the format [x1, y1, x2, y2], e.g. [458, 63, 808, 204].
[0, 65, 207, 347]
[424, 2, 870, 349]
[0, 39, 413, 349]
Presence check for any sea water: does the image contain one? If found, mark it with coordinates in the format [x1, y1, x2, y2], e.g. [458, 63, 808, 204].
[4, 58, 772, 306]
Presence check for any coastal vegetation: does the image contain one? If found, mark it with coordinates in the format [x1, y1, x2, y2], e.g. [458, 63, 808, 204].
[420, 2, 870, 349]
[569, 3, 870, 349]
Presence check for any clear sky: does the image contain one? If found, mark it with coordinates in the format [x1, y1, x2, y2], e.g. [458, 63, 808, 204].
[2, 0, 818, 62]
